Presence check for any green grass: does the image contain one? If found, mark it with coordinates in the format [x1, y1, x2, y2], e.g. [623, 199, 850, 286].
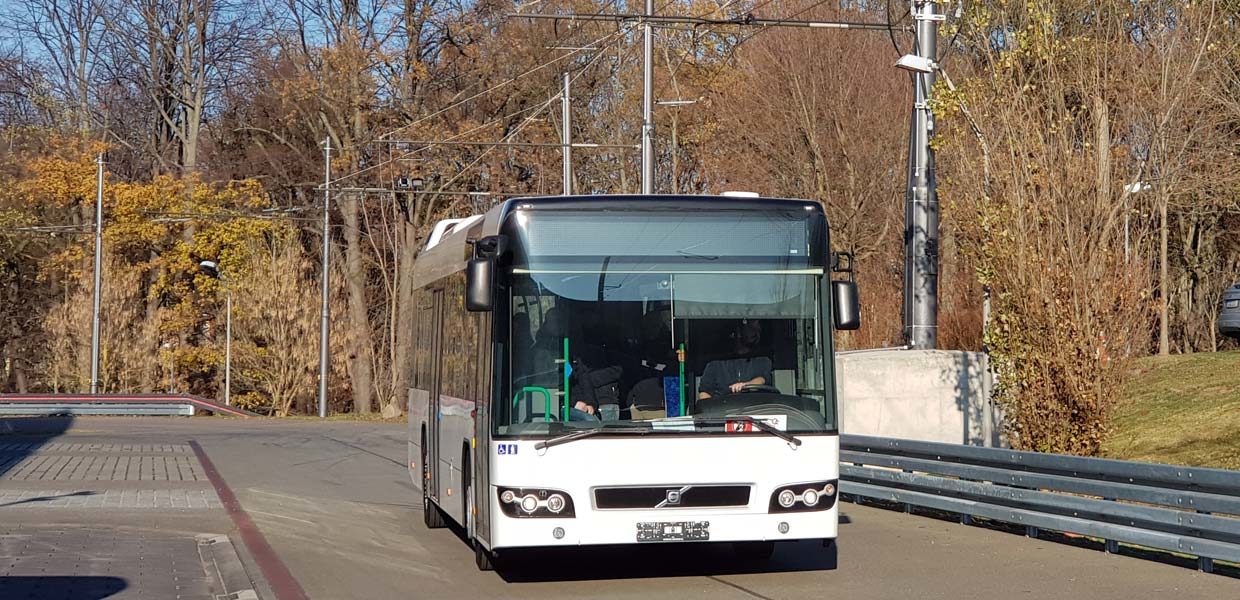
[1103, 350, 1240, 470]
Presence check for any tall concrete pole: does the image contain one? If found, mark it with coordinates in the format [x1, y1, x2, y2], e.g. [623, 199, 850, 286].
[640, 0, 654, 194]
[903, 0, 940, 349]
[89, 154, 104, 394]
[562, 72, 573, 195]
[318, 137, 332, 418]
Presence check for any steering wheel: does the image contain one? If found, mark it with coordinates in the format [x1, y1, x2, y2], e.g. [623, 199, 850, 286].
[739, 384, 781, 394]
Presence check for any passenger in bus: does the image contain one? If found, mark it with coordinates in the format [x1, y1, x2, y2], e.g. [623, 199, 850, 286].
[697, 320, 773, 400]
[569, 307, 623, 420]
[626, 310, 678, 419]
[528, 307, 567, 385]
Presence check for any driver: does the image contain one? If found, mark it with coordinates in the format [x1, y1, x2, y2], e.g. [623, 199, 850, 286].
[697, 319, 773, 401]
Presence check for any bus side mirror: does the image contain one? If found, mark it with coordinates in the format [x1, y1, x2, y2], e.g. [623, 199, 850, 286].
[832, 280, 860, 330]
[466, 258, 494, 312]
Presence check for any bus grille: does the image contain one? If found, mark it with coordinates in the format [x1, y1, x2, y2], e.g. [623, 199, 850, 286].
[593, 485, 751, 509]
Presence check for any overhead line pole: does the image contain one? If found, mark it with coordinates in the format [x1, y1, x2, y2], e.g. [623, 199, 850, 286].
[563, 72, 573, 195]
[89, 154, 104, 395]
[318, 137, 332, 418]
[904, 0, 941, 350]
[640, 0, 655, 194]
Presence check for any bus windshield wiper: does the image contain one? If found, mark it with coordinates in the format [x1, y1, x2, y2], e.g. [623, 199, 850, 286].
[534, 424, 650, 450]
[692, 416, 802, 447]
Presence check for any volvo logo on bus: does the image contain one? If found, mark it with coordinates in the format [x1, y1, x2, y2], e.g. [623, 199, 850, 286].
[657, 486, 692, 508]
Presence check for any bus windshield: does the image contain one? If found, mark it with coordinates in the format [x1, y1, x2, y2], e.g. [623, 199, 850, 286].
[498, 268, 833, 436]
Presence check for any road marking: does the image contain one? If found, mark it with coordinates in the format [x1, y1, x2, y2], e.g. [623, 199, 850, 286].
[248, 510, 317, 526]
[190, 440, 309, 600]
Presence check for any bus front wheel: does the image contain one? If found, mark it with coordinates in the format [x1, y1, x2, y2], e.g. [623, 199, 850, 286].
[421, 439, 447, 529]
[475, 543, 495, 571]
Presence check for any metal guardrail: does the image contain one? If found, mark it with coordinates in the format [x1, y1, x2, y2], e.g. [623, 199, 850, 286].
[839, 434, 1240, 573]
[0, 394, 257, 418]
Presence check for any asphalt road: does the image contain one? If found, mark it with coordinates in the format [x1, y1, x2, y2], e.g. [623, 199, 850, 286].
[1, 416, 1236, 599]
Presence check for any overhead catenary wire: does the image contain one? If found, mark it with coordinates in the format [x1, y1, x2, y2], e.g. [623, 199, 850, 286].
[377, 0, 629, 142]
[333, 25, 633, 187]
[423, 46, 616, 202]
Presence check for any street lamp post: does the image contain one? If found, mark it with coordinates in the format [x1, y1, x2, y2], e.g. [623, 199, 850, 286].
[199, 260, 232, 406]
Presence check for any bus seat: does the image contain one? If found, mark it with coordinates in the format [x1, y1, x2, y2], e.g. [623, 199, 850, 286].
[630, 405, 665, 420]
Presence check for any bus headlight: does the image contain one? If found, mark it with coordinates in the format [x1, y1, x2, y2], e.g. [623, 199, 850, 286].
[769, 480, 837, 513]
[496, 487, 576, 518]
[521, 495, 539, 513]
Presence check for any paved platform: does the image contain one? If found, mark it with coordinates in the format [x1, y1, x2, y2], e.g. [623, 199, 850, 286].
[0, 423, 258, 600]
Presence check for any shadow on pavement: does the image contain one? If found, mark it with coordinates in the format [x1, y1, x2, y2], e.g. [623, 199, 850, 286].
[493, 538, 837, 583]
[0, 576, 127, 599]
[0, 490, 97, 508]
[0, 416, 75, 479]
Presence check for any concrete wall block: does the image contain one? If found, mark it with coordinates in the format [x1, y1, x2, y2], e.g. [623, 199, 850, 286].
[837, 349, 1004, 447]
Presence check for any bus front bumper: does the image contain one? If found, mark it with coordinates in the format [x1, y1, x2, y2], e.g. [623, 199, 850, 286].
[488, 503, 838, 549]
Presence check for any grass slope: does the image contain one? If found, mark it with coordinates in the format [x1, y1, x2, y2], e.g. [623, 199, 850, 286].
[1103, 350, 1240, 469]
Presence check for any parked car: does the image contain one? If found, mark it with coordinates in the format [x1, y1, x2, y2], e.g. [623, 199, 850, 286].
[1222, 283, 1240, 340]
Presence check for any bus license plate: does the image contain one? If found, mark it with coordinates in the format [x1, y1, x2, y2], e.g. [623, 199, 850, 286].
[636, 521, 709, 542]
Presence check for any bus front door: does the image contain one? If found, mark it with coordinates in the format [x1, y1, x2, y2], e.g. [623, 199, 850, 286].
[428, 288, 445, 503]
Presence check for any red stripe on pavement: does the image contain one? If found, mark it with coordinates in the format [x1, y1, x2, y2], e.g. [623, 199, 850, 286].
[189, 441, 309, 600]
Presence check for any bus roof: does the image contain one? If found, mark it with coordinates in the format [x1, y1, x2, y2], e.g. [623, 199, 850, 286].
[410, 194, 824, 290]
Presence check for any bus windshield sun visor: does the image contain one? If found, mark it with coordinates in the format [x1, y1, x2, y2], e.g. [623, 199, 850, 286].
[507, 209, 825, 272]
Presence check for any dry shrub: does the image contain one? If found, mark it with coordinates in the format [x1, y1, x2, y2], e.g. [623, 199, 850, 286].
[43, 255, 160, 393]
[941, 1, 1153, 454]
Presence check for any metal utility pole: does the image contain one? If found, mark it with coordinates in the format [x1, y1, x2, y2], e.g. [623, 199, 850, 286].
[902, 0, 941, 350]
[318, 137, 332, 418]
[640, 0, 654, 195]
[224, 290, 232, 406]
[562, 72, 573, 195]
[89, 154, 104, 394]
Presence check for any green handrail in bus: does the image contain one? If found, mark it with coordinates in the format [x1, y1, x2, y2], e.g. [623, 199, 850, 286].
[562, 337, 571, 421]
[512, 386, 554, 422]
[678, 342, 686, 417]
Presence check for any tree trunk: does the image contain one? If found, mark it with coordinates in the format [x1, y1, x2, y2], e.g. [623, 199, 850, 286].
[390, 213, 419, 414]
[1158, 195, 1170, 356]
[343, 192, 375, 413]
[1094, 95, 1110, 213]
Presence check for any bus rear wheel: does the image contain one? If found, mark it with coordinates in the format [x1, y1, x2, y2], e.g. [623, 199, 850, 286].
[731, 541, 775, 561]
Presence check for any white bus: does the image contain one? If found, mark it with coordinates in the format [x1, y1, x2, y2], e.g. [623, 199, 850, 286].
[408, 195, 860, 570]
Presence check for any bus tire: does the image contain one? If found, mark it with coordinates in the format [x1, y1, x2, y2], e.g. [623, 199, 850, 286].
[421, 437, 447, 529]
[475, 543, 495, 571]
[462, 443, 472, 534]
[731, 541, 775, 561]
